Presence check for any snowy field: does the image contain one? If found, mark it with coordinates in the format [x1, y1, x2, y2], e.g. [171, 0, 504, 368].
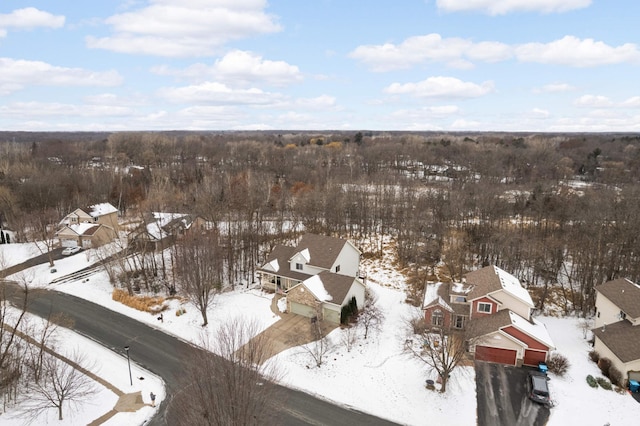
[1, 242, 638, 425]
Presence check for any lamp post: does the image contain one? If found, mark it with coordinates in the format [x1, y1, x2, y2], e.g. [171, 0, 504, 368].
[124, 345, 132, 386]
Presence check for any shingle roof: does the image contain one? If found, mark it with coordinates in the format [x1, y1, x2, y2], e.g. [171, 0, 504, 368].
[295, 234, 349, 269]
[596, 278, 640, 319]
[304, 271, 359, 306]
[467, 309, 513, 338]
[593, 320, 640, 363]
[259, 244, 310, 281]
[466, 265, 534, 308]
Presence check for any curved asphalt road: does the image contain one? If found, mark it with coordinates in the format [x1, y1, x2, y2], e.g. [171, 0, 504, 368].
[7, 283, 399, 426]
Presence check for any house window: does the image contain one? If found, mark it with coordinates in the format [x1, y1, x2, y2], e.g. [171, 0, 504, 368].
[620, 311, 627, 320]
[295, 263, 303, 271]
[454, 315, 465, 329]
[455, 296, 467, 303]
[477, 302, 492, 314]
[432, 310, 444, 327]
[335, 265, 340, 273]
[597, 311, 600, 318]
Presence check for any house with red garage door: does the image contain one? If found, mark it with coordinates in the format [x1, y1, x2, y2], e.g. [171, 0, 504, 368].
[422, 265, 554, 366]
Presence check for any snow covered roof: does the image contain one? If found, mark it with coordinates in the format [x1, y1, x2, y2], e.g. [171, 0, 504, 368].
[494, 266, 535, 308]
[88, 203, 117, 217]
[508, 311, 555, 350]
[422, 282, 443, 309]
[68, 223, 100, 236]
[304, 274, 333, 302]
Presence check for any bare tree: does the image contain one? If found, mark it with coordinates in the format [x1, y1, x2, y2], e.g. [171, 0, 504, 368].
[171, 318, 282, 425]
[340, 325, 358, 352]
[359, 288, 384, 339]
[404, 314, 473, 393]
[21, 351, 97, 421]
[300, 311, 334, 368]
[174, 230, 223, 326]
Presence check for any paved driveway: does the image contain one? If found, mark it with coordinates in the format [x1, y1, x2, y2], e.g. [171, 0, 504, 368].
[246, 295, 338, 362]
[475, 361, 550, 426]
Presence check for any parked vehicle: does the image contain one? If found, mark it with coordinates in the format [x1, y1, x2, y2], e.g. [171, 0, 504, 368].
[61, 246, 81, 256]
[528, 372, 551, 407]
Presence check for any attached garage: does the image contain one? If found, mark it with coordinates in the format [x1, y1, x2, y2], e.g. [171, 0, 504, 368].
[523, 349, 547, 366]
[289, 301, 317, 318]
[475, 346, 517, 365]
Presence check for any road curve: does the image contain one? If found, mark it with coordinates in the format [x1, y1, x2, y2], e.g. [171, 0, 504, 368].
[9, 283, 400, 426]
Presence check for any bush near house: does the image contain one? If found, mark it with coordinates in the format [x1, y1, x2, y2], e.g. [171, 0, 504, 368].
[588, 350, 600, 363]
[546, 352, 570, 377]
[586, 375, 598, 388]
[596, 377, 612, 390]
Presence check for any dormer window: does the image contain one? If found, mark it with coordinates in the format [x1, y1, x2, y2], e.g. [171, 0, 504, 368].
[335, 265, 340, 273]
[295, 263, 303, 271]
[620, 311, 627, 320]
[455, 296, 467, 303]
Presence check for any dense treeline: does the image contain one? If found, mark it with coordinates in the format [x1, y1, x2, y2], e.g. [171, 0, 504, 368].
[1, 131, 640, 315]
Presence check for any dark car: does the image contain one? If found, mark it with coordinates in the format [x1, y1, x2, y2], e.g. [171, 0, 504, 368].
[528, 372, 551, 406]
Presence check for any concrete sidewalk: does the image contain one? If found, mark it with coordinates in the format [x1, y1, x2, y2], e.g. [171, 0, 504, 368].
[8, 326, 149, 425]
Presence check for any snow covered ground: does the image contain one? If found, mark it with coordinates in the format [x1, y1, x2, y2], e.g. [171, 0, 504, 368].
[1, 242, 638, 425]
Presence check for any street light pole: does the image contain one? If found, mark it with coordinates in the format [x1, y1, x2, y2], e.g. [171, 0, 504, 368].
[124, 345, 132, 386]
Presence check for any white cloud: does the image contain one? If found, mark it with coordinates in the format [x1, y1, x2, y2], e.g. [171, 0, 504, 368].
[350, 33, 511, 71]
[0, 101, 133, 117]
[436, 0, 591, 15]
[573, 95, 614, 108]
[530, 108, 550, 118]
[621, 96, 640, 108]
[152, 50, 302, 86]
[158, 81, 285, 105]
[516, 36, 640, 67]
[0, 58, 123, 94]
[0, 7, 65, 30]
[384, 76, 494, 98]
[534, 83, 576, 93]
[87, 0, 281, 57]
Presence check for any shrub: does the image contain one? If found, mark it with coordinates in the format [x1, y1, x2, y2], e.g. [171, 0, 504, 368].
[608, 366, 624, 387]
[112, 289, 167, 313]
[410, 316, 429, 335]
[546, 352, 570, 377]
[588, 350, 600, 363]
[597, 357, 612, 376]
[586, 375, 598, 388]
[596, 377, 612, 390]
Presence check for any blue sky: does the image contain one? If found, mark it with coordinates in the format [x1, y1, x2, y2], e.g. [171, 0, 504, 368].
[1, 0, 639, 131]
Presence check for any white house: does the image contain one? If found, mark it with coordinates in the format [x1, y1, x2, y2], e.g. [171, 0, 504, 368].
[259, 234, 364, 324]
[592, 278, 640, 385]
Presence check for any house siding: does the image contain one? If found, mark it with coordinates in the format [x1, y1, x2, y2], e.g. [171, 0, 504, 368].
[593, 336, 640, 385]
[332, 243, 360, 277]
[594, 292, 625, 329]
[472, 297, 497, 318]
[424, 305, 452, 329]
[491, 290, 531, 319]
[288, 285, 319, 311]
[502, 326, 549, 351]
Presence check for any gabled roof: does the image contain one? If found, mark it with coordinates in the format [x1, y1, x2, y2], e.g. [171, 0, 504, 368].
[469, 309, 554, 349]
[596, 278, 640, 319]
[301, 271, 361, 306]
[593, 320, 640, 363]
[58, 223, 101, 236]
[422, 282, 454, 313]
[466, 265, 534, 308]
[259, 245, 309, 281]
[295, 234, 352, 270]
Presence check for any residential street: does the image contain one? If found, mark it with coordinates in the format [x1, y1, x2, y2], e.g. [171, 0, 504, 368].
[5, 281, 399, 426]
[475, 361, 550, 426]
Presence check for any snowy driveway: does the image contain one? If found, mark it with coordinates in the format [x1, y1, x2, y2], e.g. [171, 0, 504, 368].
[475, 361, 550, 426]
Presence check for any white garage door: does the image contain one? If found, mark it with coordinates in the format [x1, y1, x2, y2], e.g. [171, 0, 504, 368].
[290, 302, 316, 318]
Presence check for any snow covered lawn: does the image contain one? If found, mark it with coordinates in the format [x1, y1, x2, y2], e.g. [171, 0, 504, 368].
[2, 243, 639, 425]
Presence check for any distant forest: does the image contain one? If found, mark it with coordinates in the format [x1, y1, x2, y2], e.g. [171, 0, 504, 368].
[2, 130, 640, 315]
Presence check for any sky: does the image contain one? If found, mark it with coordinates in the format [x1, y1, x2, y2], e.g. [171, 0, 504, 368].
[1, 0, 640, 132]
[2, 240, 638, 425]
